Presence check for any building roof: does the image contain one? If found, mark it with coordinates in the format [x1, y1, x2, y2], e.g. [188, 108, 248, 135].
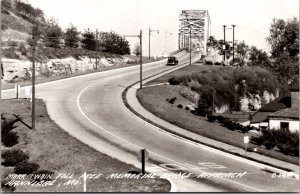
[259, 96, 291, 112]
[216, 112, 250, 123]
[250, 111, 272, 123]
[250, 96, 291, 123]
[268, 108, 299, 119]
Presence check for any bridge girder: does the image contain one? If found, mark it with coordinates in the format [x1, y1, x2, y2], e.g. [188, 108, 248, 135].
[178, 10, 211, 55]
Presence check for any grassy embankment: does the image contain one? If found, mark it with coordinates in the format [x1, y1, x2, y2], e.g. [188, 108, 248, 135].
[137, 64, 298, 165]
[1, 99, 170, 192]
[1, 4, 165, 90]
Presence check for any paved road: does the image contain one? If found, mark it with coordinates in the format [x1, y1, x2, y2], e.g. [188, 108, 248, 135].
[2, 51, 299, 192]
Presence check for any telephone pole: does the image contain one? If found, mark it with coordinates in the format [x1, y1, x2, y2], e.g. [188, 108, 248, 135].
[232, 25, 236, 64]
[95, 29, 99, 69]
[140, 30, 143, 89]
[124, 30, 143, 89]
[223, 25, 226, 63]
[189, 25, 192, 65]
[31, 20, 38, 130]
[148, 28, 159, 59]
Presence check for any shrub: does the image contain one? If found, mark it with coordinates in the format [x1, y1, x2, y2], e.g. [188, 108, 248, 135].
[185, 106, 190, 111]
[215, 62, 221, 66]
[168, 76, 181, 85]
[250, 136, 265, 146]
[1, 180, 16, 192]
[168, 97, 176, 104]
[207, 115, 215, 123]
[205, 60, 213, 65]
[14, 162, 40, 174]
[264, 140, 276, 150]
[1, 117, 19, 134]
[277, 144, 290, 155]
[290, 146, 299, 156]
[177, 104, 183, 108]
[2, 131, 19, 147]
[1, 149, 29, 166]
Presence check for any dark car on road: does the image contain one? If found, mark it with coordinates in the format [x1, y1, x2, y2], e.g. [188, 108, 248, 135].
[166, 56, 178, 66]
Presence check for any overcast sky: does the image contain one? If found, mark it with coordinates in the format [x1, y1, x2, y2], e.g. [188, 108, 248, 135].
[28, 0, 299, 55]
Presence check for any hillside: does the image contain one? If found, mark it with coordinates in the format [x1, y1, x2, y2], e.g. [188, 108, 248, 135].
[1, 0, 136, 83]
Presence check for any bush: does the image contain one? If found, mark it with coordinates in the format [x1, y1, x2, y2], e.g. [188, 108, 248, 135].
[1, 180, 16, 192]
[277, 143, 290, 155]
[168, 97, 176, 104]
[14, 162, 40, 174]
[215, 62, 221, 65]
[2, 131, 19, 147]
[1, 117, 19, 134]
[250, 136, 265, 146]
[205, 60, 213, 65]
[207, 115, 215, 123]
[1, 149, 29, 166]
[185, 106, 190, 111]
[177, 104, 183, 108]
[290, 146, 299, 156]
[168, 76, 181, 85]
[264, 140, 276, 150]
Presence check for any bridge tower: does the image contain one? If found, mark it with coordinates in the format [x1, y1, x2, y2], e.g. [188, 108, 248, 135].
[178, 10, 211, 55]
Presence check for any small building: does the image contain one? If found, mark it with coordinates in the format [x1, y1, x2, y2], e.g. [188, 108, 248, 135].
[250, 96, 291, 129]
[267, 78, 299, 132]
[250, 78, 299, 132]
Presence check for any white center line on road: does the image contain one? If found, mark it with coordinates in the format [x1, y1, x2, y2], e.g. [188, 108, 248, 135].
[76, 70, 264, 192]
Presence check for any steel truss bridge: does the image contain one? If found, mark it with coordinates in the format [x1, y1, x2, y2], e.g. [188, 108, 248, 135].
[178, 10, 211, 55]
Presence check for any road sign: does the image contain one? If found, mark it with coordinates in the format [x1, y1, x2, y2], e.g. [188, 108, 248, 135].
[137, 149, 149, 162]
[244, 136, 250, 144]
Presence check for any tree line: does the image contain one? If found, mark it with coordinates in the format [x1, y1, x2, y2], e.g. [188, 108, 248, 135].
[33, 20, 130, 55]
[207, 17, 299, 95]
[1, 0, 131, 55]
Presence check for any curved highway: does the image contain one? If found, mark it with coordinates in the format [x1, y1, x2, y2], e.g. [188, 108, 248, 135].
[2, 51, 299, 192]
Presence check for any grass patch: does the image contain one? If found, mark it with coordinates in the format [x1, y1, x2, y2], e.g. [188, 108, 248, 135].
[1, 99, 170, 192]
[136, 85, 299, 165]
[145, 64, 219, 86]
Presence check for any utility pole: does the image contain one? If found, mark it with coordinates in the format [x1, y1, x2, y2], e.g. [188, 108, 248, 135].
[31, 20, 38, 130]
[124, 30, 143, 89]
[189, 25, 192, 65]
[223, 25, 226, 63]
[95, 29, 99, 69]
[148, 28, 159, 59]
[232, 25, 236, 64]
[140, 30, 143, 89]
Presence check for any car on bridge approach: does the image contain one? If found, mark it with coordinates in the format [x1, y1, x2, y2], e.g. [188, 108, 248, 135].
[166, 56, 178, 66]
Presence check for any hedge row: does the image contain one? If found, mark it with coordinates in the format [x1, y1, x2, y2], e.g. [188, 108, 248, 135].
[1, 115, 20, 147]
[207, 115, 255, 133]
[251, 128, 299, 156]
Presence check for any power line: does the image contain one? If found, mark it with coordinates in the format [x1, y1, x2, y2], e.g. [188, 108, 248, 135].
[236, 25, 268, 35]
